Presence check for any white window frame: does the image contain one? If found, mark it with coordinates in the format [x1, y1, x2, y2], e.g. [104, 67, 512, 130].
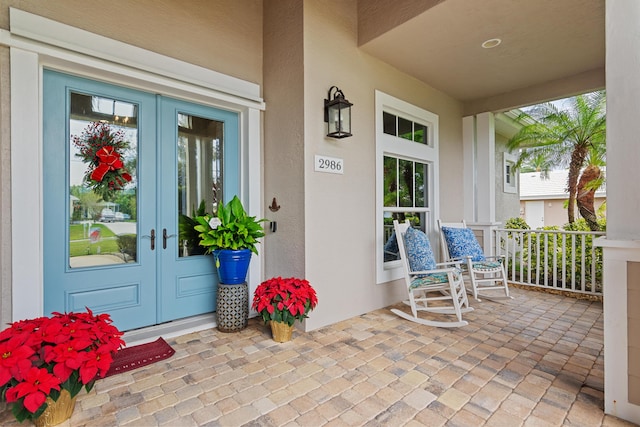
[503, 152, 518, 194]
[375, 91, 439, 284]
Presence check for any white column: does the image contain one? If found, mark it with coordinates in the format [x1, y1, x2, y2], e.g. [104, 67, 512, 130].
[462, 113, 496, 224]
[462, 116, 476, 221]
[475, 112, 496, 224]
[463, 113, 498, 255]
[606, 0, 640, 241]
[596, 1, 640, 424]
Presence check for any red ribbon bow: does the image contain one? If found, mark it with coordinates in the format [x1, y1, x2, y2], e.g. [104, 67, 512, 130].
[90, 146, 125, 182]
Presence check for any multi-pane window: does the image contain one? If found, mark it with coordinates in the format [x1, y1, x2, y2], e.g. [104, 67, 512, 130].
[376, 91, 439, 283]
[382, 156, 429, 261]
[503, 152, 517, 194]
[383, 112, 429, 145]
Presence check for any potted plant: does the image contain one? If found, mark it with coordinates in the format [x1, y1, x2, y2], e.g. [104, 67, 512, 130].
[0, 308, 124, 425]
[252, 277, 318, 342]
[179, 200, 208, 256]
[194, 195, 265, 284]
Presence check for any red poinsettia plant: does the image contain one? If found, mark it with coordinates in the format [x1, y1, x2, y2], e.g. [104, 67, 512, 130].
[0, 309, 124, 422]
[73, 121, 133, 201]
[252, 277, 318, 327]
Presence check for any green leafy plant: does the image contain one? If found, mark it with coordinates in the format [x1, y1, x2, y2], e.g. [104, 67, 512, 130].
[505, 217, 530, 231]
[179, 200, 208, 256]
[194, 196, 265, 254]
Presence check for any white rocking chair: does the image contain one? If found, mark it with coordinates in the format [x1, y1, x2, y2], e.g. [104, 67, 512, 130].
[391, 220, 472, 328]
[437, 220, 512, 302]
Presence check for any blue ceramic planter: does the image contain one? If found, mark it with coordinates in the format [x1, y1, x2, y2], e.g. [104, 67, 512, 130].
[213, 249, 252, 284]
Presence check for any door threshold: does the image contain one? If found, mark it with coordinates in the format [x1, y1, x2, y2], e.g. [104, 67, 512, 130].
[122, 314, 217, 346]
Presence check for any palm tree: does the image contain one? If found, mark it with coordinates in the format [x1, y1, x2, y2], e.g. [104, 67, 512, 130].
[576, 143, 606, 231]
[507, 91, 606, 230]
[519, 152, 552, 179]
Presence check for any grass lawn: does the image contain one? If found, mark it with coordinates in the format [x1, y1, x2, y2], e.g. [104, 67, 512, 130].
[69, 223, 119, 257]
[69, 239, 120, 257]
[69, 223, 116, 240]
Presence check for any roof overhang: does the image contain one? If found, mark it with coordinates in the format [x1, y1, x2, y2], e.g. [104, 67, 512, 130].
[358, 0, 605, 114]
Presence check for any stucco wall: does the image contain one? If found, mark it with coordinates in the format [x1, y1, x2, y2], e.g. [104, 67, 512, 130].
[0, 1, 263, 88]
[301, 0, 464, 330]
[494, 134, 521, 226]
[357, 0, 442, 45]
[263, 1, 306, 279]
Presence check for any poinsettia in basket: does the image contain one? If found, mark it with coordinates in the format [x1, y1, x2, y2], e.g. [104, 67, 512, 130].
[0, 308, 124, 424]
[252, 277, 318, 342]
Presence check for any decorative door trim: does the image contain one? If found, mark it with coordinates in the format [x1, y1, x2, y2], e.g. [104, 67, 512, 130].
[4, 9, 264, 322]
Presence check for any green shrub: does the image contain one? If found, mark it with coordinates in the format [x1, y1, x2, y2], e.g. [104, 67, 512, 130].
[505, 217, 530, 230]
[501, 217, 604, 292]
[117, 234, 137, 261]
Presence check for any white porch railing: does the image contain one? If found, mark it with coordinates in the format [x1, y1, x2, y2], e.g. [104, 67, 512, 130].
[495, 228, 605, 297]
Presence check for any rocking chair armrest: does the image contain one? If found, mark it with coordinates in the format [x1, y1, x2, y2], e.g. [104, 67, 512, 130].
[410, 266, 460, 276]
[437, 260, 465, 268]
[482, 255, 506, 261]
[447, 256, 472, 262]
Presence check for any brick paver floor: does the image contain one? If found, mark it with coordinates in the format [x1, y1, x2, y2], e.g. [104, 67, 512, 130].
[0, 287, 637, 426]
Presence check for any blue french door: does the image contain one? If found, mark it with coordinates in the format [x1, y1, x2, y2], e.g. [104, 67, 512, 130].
[158, 97, 239, 322]
[43, 70, 239, 331]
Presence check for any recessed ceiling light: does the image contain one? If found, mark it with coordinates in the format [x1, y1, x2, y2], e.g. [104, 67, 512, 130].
[482, 38, 502, 49]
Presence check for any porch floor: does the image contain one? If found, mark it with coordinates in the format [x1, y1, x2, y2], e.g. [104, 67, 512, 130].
[1, 287, 636, 426]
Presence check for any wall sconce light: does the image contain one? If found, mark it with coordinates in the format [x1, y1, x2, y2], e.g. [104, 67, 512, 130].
[324, 86, 353, 138]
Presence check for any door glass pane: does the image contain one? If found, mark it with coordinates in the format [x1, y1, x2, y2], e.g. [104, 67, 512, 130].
[177, 113, 224, 257]
[69, 92, 138, 268]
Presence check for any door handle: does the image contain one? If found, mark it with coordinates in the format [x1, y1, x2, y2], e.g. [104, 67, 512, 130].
[163, 228, 176, 249]
[142, 229, 155, 250]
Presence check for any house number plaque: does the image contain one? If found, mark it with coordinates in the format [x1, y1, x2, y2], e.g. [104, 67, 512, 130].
[314, 155, 344, 175]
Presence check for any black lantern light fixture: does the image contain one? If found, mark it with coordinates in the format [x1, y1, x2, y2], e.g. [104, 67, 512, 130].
[324, 86, 353, 138]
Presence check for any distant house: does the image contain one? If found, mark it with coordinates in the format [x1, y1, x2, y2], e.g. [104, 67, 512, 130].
[519, 170, 606, 228]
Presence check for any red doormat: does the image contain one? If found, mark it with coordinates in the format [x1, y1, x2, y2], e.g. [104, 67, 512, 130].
[104, 337, 175, 378]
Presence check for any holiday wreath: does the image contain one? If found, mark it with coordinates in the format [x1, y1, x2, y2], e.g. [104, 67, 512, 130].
[72, 122, 133, 201]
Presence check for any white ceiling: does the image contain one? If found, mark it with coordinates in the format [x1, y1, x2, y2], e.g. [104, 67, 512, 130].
[359, 0, 605, 110]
